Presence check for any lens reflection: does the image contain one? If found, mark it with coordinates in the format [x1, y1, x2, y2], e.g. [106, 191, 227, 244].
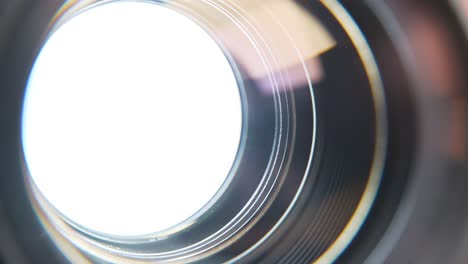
[22, 1, 242, 237]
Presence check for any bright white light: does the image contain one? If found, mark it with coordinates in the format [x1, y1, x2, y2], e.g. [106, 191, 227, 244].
[22, 1, 242, 237]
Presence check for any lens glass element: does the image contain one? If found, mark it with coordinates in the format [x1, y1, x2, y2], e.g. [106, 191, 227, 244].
[22, 1, 242, 237]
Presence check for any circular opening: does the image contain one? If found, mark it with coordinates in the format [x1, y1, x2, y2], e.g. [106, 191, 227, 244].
[22, 1, 242, 237]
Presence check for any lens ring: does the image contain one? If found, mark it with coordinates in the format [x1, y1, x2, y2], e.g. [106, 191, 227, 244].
[21, 0, 387, 263]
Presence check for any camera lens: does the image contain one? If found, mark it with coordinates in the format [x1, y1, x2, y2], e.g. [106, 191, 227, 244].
[17, 1, 388, 262]
[0, 0, 466, 263]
